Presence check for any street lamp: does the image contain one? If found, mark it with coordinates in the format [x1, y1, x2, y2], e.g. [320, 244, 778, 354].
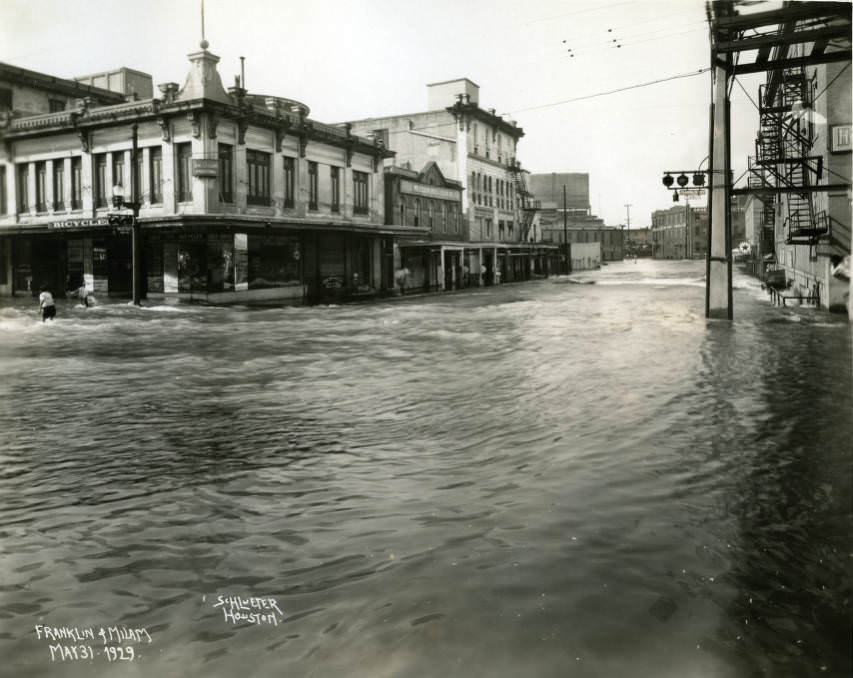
[112, 184, 125, 209]
[106, 125, 141, 305]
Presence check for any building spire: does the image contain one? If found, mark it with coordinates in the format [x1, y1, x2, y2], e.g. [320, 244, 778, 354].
[200, 0, 209, 50]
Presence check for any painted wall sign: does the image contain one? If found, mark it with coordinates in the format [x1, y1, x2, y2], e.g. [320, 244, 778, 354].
[193, 158, 219, 177]
[400, 180, 460, 202]
[48, 218, 109, 230]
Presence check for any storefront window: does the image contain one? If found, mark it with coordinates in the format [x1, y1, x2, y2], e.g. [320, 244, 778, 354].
[247, 234, 301, 289]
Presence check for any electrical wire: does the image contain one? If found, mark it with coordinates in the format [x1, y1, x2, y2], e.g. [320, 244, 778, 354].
[824, 165, 852, 185]
[733, 75, 760, 111]
[509, 67, 711, 114]
[526, 1, 634, 26]
[811, 61, 851, 105]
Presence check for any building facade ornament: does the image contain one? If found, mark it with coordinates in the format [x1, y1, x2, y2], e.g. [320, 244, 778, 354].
[157, 116, 171, 142]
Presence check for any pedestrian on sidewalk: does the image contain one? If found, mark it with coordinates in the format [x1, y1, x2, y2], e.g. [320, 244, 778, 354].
[38, 285, 56, 321]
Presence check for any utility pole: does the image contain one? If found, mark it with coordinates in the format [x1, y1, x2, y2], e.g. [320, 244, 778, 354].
[563, 185, 569, 274]
[624, 203, 631, 261]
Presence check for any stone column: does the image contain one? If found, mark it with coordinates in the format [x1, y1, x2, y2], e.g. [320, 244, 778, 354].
[27, 162, 36, 215]
[272, 142, 284, 217]
[5, 161, 16, 217]
[342, 164, 352, 219]
[296, 154, 309, 218]
[81, 148, 94, 214]
[161, 135, 175, 214]
[234, 139, 247, 213]
[141, 148, 151, 209]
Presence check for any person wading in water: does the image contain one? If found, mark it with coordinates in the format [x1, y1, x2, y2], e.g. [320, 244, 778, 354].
[38, 285, 56, 321]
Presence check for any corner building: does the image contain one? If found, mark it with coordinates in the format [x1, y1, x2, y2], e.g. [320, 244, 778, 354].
[0, 42, 400, 304]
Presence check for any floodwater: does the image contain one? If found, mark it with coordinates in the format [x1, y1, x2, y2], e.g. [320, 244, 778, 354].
[0, 259, 850, 678]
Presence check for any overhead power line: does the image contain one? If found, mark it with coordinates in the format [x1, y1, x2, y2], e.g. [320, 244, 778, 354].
[509, 67, 711, 114]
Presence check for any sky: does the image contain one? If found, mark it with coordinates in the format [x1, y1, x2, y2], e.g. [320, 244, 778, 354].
[0, 0, 775, 228]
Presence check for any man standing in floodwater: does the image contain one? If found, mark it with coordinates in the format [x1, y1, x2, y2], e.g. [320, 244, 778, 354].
[38, 285, 56, 321]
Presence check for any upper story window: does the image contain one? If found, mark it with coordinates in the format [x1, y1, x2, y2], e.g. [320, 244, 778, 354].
[0, 88, 12, 109]
[353, 170, 369, 215]
[94, 154, 107, 208]
[218, 144, 233, 203]
[149, 147, 162, 204]
[48, 99, 65, 113]
[283, 156, 295, 208]
[307, 161, 318, 210]
[246, 150, 270, 206]
[330, 166, 340, 213]
[176, 143, 192, 203]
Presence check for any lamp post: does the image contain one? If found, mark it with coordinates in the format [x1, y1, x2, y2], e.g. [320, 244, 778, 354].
[562, 185, 568, 273]
[108, 125, 141, 305]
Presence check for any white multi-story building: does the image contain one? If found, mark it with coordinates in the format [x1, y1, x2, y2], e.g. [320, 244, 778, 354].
[0, 41, 398, 304]
[345, 78, 557, 285]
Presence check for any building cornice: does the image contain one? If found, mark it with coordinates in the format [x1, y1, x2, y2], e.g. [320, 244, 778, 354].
[0, 96, 394, 160]
[446, 101, 524, 139]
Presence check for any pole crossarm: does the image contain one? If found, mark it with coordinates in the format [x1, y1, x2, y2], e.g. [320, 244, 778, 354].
[711, 2, 849, 32]
[731, 183, 849, 196]
[733, 49, 851, 75]
[714, 25, 852, 55]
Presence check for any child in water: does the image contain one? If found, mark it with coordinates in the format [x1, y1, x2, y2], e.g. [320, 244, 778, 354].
[38, 285, 56, 321]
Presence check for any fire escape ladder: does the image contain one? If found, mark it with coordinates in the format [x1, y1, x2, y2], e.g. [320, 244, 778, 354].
[508, 161, 539, 242]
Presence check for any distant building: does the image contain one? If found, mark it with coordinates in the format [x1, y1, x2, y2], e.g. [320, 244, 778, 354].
[383, 161, 471, 291]
[74, 67, 154, 100]
[0, 61, 124, 117]
[527, 173, 590, 214]
[527, 175, 621, 263]
[345, 79, 559, 283]
[625, 227, 651, 256]
[528, 172, 623, 262]
[651, 204, 708, 260]
[569, 242, 601, 271]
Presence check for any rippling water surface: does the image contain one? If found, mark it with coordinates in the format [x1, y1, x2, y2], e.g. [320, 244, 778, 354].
[1, 260, 851, 678]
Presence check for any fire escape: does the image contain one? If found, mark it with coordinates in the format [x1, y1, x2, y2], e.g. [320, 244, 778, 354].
[507, 159, 540, 242]
[755, 61, 829, 258]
